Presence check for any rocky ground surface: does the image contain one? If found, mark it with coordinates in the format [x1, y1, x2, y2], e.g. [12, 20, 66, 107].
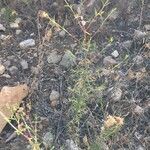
[0, 0, 150, 150]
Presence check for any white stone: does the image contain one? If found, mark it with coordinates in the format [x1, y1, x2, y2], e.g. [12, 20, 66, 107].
[50, 90, 60, 101]
[0, 64, 5, 75]
[16, 30, 22, 35]
[19, 39, 35, 48]
[66, 139, 80, 150]
[134, 105, 144, 115]
[134, 30, 147, 39]
[47, 51, 62, 64]
[0, 24, 6, 31]
[111, 88, 122, 101]
[10, 22, 19, 29]
[59, 30, 66, 38]
[111, 50, 119, 58]
[20, 60, 28, 70]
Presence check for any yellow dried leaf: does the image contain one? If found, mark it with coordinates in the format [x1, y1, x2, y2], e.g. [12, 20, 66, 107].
[103, 115, 124, 129]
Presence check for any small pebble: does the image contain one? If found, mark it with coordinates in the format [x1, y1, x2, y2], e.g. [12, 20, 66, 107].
[60, 50, 76, 68]
[103, 56, 117, 66]
[47, 51, 62, 64]
[10, 22, 19, 29]
[111, 50, 119, 58]
[19, 39, 35, 48]
[0, 64, 5, 75]
[16, 30, 22, 35]
[121, 40, 132, 49]
[0, 34, 7, 40]
[59, 30, 66, 38]
[134, 30, 147, 39]
[43, 132, 53, 147]
[134, 105, 144, 115]
[111, 87, 122, 101]
[20, 60, 28, 70]
[134, 55, 143, 65]
[1, 74, 11, 78]
[50, 90, 60, 101]
[144, 24, 150, 31]
[0, 24, 6, 31]
[8, 66, 18, 75]
[66, 139, 80, 150]
[3, 60, 11, 68]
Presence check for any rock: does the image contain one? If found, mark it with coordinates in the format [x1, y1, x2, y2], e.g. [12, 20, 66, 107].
[0, 64, 5, 75]
[50, 90, 59, 101]
[3, 60, 11, 68]
[134, 30, 147, 39]
[134, 105, 144, 115]
[1, 74, 11, 78]
[0, 24, 6, 31]
[10, 22, 19, 29]
[19, 39, 35, 49]
[59, 30, 66, 38]
[137, 145, 145, 150]
[103, 56, 117, 66]
[8, 66, 18, 75]
[0, 34, 7, 40]
[144, 24, 150, 31]
[0, 84, 29, 133]
[121, 40, 132, 49]
[10, 18, 21, 29]
[66, 139, 80, 150]
[134, 55, 143, 65]
[111, 50, 119, 58]
[134, 132, 142, 140]
[43, 132, 53, 148]
[15, 18, 22, 24]
[20, 60, 28, 70]
[110, 87, 122, 101]
[47, 51, 62, 64]
[16, 30, 22, 35]
[60, 50, 76, 68]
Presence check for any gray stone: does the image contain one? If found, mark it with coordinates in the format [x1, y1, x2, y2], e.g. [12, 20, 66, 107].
[9, 66, 18, 75]
[121, 40, 132, 49]
[111, 50, 119, 58]
[66, 139, 80, 150]
[43, 132, 53, 147]
[111, 87, 122, 101]
[137, 145, 145, 150]
[3, 60, 11, 68]
[134, 105, 144, 115]
[0, 64, 5, 75]
[103, 56, 117, 66]
[59, 30, 66, 38]
[19, 39, 35, 48]
[10, 22, 19, 29]
[134, 55, 143, 65]
[134, 30, 147, 39]
[144, 24, 150, 31]
[60, 50, 76, 68]
[16, 30, 22, 35]
[47, 51, 62, 64]
[50, 90, 59, 101]
[20, 60, 28, 70]
[0, 34, 7, 40]
[0, 24, 6, 31]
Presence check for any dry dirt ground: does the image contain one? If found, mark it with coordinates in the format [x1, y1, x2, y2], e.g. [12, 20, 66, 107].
[0, 0, 150, 150]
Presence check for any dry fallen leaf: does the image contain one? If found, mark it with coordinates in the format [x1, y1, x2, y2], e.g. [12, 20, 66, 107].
[103, 115, 124, 129]
[0, 84, 29, 133]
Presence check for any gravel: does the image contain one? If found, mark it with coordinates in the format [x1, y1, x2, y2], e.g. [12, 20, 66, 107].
[19, 39, 35, 48]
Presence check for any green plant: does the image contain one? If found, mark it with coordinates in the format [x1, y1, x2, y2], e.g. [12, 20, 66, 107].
[0, 104, 41, 150]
